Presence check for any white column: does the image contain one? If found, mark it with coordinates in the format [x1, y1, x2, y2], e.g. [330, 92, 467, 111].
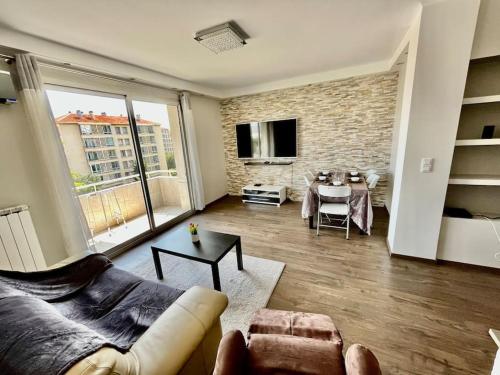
[388, 0, 480, 259]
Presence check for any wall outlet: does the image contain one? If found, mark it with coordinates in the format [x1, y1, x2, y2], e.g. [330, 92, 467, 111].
[420, 158, 434, 173]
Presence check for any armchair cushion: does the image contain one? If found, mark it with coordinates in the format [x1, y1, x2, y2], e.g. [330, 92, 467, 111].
[249, 308, 343, 343]
[248, 334, 345, 375]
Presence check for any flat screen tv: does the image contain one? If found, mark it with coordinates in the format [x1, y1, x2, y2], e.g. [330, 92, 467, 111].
[236, 118, 297, 159]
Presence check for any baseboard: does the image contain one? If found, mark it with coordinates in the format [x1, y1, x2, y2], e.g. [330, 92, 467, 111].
[386, 236, 439, 264]
[201, 193, 229, 211]
[436, 259, 500, 273]
[390, 252, 438, 265]
[384, 203, 391, 216]
[385, 237, 392, 256]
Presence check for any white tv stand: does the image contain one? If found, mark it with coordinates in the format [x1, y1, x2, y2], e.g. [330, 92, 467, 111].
[242, 185, 286, 206]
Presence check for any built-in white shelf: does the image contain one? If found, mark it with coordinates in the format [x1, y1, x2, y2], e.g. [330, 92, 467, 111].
[449, 174, 500, 186]
[455, 139, 500, 146]
[438, 216, 500, 269]
[462, 95, 500, 105]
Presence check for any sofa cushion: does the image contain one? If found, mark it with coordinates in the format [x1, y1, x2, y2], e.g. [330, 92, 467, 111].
[248, 333, 346, 375]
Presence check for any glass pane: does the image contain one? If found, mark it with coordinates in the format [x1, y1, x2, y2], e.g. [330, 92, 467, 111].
[132, 100, 191, 226]
[46, 89, 150, 252]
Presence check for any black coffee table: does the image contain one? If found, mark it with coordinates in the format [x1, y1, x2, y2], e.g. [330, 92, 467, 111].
[150, 228, 243, 291]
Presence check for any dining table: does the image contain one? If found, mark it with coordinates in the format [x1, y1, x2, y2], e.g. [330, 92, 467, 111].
[301, 172, 373, 235]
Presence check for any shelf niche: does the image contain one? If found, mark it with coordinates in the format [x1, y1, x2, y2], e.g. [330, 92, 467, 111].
[440, 56, 500, 269]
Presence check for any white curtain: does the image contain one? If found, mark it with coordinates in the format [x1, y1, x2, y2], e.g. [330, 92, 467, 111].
[11, 54, 93, 256]
[180, 92, 205, 210]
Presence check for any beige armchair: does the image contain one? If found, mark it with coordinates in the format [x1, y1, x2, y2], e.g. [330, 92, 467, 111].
[67, 286, 228, 375]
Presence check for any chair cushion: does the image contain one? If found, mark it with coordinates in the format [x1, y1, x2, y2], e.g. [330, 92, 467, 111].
[291, 311, 342, 343]
[248, 334, 346, 375]
[248, 309, 342, 344]
[319, 203, 349, 216]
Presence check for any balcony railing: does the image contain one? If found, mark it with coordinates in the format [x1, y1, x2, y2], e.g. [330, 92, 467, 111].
[75, 169, 178, 194]
[75, 169, 183, 236]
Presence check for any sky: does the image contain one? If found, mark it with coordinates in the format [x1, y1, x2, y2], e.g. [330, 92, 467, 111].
[46, 89, 171, 128]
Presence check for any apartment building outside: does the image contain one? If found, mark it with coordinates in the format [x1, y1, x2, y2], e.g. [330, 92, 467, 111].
[162, 127, 175, 153]
[56, 110, 171, 183]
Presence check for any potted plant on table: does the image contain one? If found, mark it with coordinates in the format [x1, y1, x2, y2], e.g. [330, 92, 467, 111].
[189, 223, 200, 243]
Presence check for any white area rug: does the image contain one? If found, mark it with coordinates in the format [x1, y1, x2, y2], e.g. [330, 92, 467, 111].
[128, 251, 285, 334]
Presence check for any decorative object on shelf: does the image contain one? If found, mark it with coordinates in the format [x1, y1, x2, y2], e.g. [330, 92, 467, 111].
[188, 223, 200, 243]
[481, 125, 496, 139]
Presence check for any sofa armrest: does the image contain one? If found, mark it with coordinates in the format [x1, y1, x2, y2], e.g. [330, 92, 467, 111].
[48, 251, 94, 269]
[345, 344, 381, 375]
[130, 286, 228, 375]
[66, 286, 227, 375]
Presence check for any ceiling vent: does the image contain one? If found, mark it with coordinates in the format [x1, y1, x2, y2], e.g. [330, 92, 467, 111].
[194, 21, 248, 54]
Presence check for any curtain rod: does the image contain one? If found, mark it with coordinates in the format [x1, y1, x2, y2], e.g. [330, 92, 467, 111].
[0, 50, 139, 85]
[39, 60, 141, 86]
[37, 58, 184, 95]
[1, 51, 131, 84]
[0, 53, 15, 62]
[1, 50, 196, 97]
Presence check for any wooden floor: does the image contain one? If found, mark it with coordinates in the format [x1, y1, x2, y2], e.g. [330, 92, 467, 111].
[119, 196, 500, 374]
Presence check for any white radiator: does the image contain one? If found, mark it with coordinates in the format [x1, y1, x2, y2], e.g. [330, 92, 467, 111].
[0, 205, 46, 271]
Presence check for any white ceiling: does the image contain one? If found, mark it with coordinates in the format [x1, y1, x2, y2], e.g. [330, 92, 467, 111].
[0, 0, 428, 95]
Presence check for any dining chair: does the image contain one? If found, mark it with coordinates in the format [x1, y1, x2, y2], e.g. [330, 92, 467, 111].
[304, 175, 312, 187]
[366, 169, 377, 181]
[368, 174, 380, 190]
[316, 185, 352, 239]
[306, 169, 315, 180]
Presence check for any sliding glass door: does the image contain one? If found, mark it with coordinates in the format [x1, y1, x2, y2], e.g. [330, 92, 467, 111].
[46, 88, 192, 253]
[131, 100, 191, 227]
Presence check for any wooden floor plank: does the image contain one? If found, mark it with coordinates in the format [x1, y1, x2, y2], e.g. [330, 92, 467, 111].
[118, 196, 499, 374]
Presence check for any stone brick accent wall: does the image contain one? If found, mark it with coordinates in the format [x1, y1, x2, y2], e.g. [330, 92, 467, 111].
[220, 71, 399, 206]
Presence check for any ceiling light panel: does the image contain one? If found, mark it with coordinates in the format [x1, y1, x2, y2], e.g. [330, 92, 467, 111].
[195, 22, 248, 54]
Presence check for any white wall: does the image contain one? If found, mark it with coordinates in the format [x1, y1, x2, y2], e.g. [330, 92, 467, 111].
[387, 0, 480, 259]
[0, 67, 68, 265]
[190, 95, 228, 204]
[471, 0, 500, 59]
[385, 49, 408, 213]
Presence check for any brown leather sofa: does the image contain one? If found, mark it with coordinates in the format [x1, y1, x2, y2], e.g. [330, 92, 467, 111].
[213, 308, 381, 375]
[50, 253, 228, 375]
